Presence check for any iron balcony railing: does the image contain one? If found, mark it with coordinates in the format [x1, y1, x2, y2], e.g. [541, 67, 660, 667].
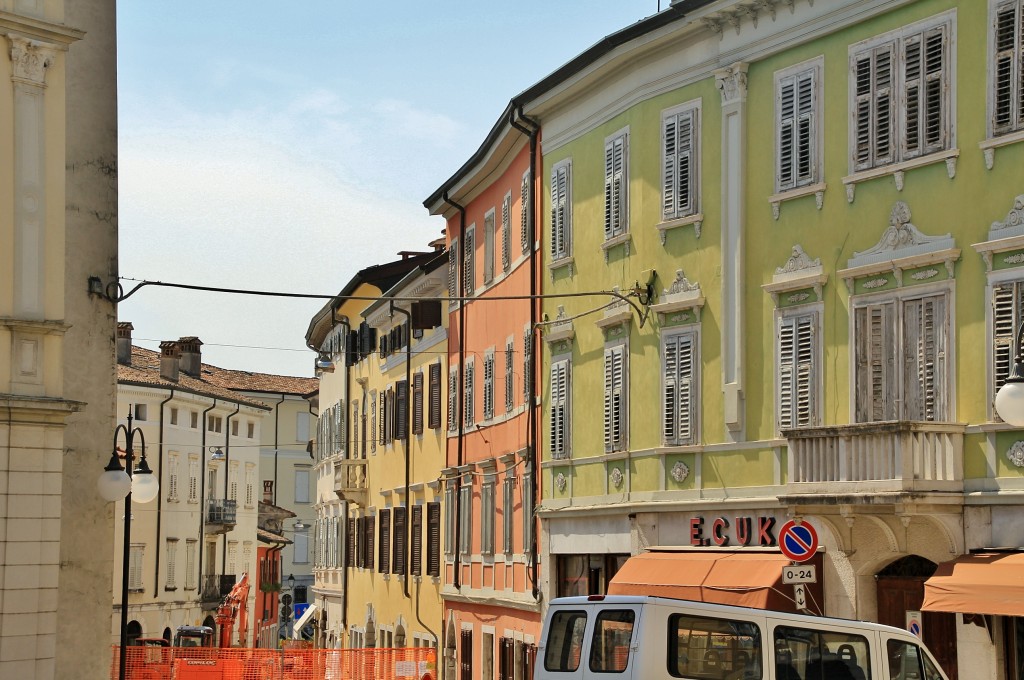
[201, 574, 236, 603]
[206, 498, 237, 525]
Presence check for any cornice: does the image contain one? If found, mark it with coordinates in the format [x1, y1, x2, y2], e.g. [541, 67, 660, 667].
[0, 11, 84, 46]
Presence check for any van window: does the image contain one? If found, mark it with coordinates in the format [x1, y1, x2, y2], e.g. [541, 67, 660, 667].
[774, 626, 870, 680]
[590, 610, 635, 673]
[545, 610, 587, 672]
[667, 613, 761, 679]
[885, 640, 943, 680]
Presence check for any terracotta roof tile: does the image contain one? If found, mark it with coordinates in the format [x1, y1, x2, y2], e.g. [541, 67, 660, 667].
[201, 364, 319, 395]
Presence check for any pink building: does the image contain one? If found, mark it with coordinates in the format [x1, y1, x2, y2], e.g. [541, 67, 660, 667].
[425, 105, 542, 680]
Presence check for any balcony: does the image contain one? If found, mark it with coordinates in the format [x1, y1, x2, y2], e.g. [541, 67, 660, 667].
[780, 421, 964, 500]
[334, 459, 368, 507]
[201, 574, 236, 607]
[205, 498, 237, 534]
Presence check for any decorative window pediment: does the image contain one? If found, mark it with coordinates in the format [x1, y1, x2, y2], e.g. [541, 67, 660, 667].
[595, 287, 634, 330]
[651, 270, 705, 323]
[973, 194, 1024, 271]
[763, 245, 827, 305]
[544, 306, 575, 344]
[838, 201, 960, 292]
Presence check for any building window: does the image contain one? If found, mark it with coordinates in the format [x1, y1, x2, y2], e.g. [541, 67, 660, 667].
[992, 1, 1024, 136]
[483, 350, 495, 421]
[993, 279, 1024, 414]
[413, 372, 424, 435]
[427, 501, 441, 577]
[411, 505, 423, 577]
[603, 344, 628, 453]
[459, 476, 473, 556]
[129, 544, 144, 592]
[167, 453, 180, 502]
[464, 359, 475, 427]
[778, 310, 820, 429]
[352, 400, 360, 455]
[190, 411, 198, 429]
[505, 339, 515, 414]
[378, 508, 391, 574]
[247, 421, 254, 439]
[448, 367, 459, 432]
[229, 462, 238, 502]
[296, 411, 310, 443]
[522, 465, 534, 561]
[550, 160, 572, 261]
[502, 473, 515, 555]
[428, 363, 442, 430]
[396, 380, 409, 440]
[185, 540, 197, 590]
[549, 357, 571, 459]
[521, 170, 531, 255]
[501, 192, 512, 272]
[662, 330, 698, 446]
[854, 292, 949, 422]
[776, 60, 822, 192]
[481, 477, 495, 556]
[134, 403, 148, 421]
[849, 12, 954, 172]
[294, 529, 309, 565]
[464, 227, 476, 298]
[484, 209, 496, 284]
[227, 541, 238, 576]
[208, 415, 222, 433]
[165, 539, 178, 590]
[662, 103, 700, 219]
[245, 464, 255, 508]
[444, 483, 456, 560]
[393, 506, 407, 575]
[449, 237, 460, 307]
[188, 456, 199, 503]
[295, 467, 310, 504]
[603, 129, 629, 240]
[370, 392, 378, 453]
[361, 395, 368, 456]
[556, 554, 629, 598]
[523, 326, 532, 403]
[170, 407, 178, 426]
[231, 420, 239, 437]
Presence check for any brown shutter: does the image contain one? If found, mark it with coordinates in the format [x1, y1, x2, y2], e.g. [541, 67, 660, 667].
[366, 516, 375, 571]
[396, 380, 409, 440]
[393, 506, 407, 575]
[428, 363, 442, 430]
[411, 505, 423, 576]
[461, 629, 474, 680]
[412, 373, 424, 435]
[347, 517, 356, 568]
[427, 502, 441, 577]
[378, 509, 391, 573]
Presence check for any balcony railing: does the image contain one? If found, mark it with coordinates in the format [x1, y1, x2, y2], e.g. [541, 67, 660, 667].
[205, 498, 237, 532]
[334, 459, 368, 506]
[201, 574, 236, 604]
[781, 421, 964, 496]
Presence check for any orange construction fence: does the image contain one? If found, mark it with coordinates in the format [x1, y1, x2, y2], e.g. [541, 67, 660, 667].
[110, 646, 437, 680]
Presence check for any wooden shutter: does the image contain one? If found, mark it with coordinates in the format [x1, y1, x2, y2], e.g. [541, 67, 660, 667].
[853, 43, 896, 170]
[855, 302, 897, 422]
[778, 315, 816, 429]
[483, 353, 494, 420]
[427, 501, 441, 576]
[903, 27, 947, 158]
[448, 368, 459, 432]
[663, 333, 695, 445]
[604, 135, 626, 238]
[411, 505, 423, 576]
[550, 164, 569, 258]
[449, 238, 459, 302]
[499, 638, 514, 680]
[484, 212, 495, 283]
[993, 2, 1024, 134]
[378, 509, 391, 573]
[393, 506, 407, 575]
[129, 546, 144, 591]
[412, 373, 424, 435]
[604, 346, 626, 452]
[396, 380, 409, 440]
[379, 391, 386, 445]
[428, 363, 442, 429]
[903, 295, 947, 421]
[505, 341, 515, 413]
[778, 71, 815, 190]
[463, 230, 475, 297]
[521, 172, 531, 255]
[502, 475, 515, 555]
[366, 516, 375, 571]
[523, 327, 532, 403]
[461, 629, 474, 680]
[347, 518, 356, 568]
[663, 108, 696, 219]
[549, 359, 569, 458]
[464, 361, 475, 426]
[501, 194, 512, 272]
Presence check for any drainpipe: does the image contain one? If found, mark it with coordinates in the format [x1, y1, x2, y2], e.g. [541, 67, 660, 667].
[511, 105, 542, 600]
[198, 399, 217, 603]
[153, 389, 176, 598]
[272, 394, 286, 505]
[443, 191, 466, 593]
[221, 402, 241, 575]
[390, 301, 413, 600]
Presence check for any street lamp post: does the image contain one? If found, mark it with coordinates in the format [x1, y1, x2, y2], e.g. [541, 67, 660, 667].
[97, 411, 159, 680]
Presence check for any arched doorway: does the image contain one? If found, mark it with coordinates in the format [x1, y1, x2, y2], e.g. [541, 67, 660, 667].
[876, 555, 957, 679]
[127, 620, 143, 646]
[162, 627, 172, 644]
[202, 615, 217, 645]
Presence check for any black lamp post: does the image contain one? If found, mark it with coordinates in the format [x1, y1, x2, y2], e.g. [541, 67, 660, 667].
[97, 411, 158, 680]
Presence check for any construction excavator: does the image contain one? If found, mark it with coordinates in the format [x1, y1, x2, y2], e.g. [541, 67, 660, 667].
[215, 571, 250, 648]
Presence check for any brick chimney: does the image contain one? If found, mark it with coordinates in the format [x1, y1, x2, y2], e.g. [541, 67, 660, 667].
[178, 336, 203, 378]
[159, 341, 180, 382]
[116, 322, 134, 365]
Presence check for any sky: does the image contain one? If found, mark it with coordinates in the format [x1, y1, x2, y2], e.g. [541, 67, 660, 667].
[116, 2, 664, 378]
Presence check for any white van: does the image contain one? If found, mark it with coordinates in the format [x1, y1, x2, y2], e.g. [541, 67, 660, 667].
[536, 595, 947, 680]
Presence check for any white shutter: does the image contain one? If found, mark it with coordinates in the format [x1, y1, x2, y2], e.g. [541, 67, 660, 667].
[521, 171, 531, 255]
[853, 43, 896, 171]
[484, 212, 495, 284]
[448, 238, 459, 302]
[778, 314, 816, 429]
[604, 346, 626, 452]
[463, 229, 475, 297]
[778, 71, 815, 190]
[550, 164, 569, 259]
[993, 2, 1023, 134]
[903, 295, 946, 421]
[795, 316, 815, 426]
[855, 302, 897, 422]
[664, 109, 695, 219]
[129, 545, 144, 591]
[185, 540, 197, 590]
[483, 352, 494, 421]
[505, 340, 515, 413]
[663, 334, 695, 445]
[662, 114, 678, 218]
[448, 369, 458, 432]
[549, 359, 569, 458]
[902, 27, 946, 158]
[993, 282, 1024, 406]
[604, 134, 626, 239]
[464, 361, 475, 427]
[501, 194, 511, 272]
[662, 337, 678, 443]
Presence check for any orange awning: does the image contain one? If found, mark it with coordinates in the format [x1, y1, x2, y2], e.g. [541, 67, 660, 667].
[922, 552, 1024, 617]
[608, 551, 804, 612]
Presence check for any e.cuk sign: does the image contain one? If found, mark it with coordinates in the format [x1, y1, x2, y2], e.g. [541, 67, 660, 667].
[689, 516, 778, 547]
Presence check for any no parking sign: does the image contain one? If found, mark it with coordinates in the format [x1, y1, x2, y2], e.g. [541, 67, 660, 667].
[778, 520, 818, 563]
[906, 611, 923, 637]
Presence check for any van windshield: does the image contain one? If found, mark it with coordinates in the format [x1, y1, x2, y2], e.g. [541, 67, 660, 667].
[545, 610, 587, 673]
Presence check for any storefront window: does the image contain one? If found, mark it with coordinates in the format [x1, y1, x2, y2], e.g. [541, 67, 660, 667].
[556, 554, 629, 598]
[885, 639, 943, 680]
[1006, 617, 1024, 680]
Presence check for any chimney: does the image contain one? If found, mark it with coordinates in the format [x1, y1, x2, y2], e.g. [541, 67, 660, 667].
[178, 336, 203, 378]
[116, 322, 134, 365]
[159, 341, 180, 382]
[263, 480, 274, 504]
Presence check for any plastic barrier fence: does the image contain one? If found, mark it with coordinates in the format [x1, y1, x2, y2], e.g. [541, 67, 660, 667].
[110, 646, 437, 680]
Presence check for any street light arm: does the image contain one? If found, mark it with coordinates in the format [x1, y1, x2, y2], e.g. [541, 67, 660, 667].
[996, 320, 1024, 427]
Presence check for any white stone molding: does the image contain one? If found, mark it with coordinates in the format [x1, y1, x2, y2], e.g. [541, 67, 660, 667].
[670, 461, 690, 483]
[972, 194, 1024, 271]
[656, 213, 703, 244]
[595, 288, 633, 330]
[714, 62, 749, 106]
[979, 129, 1024, 170]
[610, 467, 624, 489]
[1007, 441, 1024, 468]
[544, 306, 575, 344]
[763, 245, 827, 304]
[842, 149, 959, 203]
[651, 270, 705, 321]
[839, 201, 960, 292]
[7, 34, 55, 86]
[769, 182, 826, 219]
[554, 472, 567, 492]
